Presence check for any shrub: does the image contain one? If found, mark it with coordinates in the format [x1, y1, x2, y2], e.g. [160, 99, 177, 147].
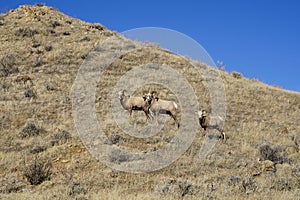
[44, 45, 53, 51]
[109, 133, 122, 144]
[0, 64, 8, 77]
[50, 130, 70, 146]
[231, 71, 243, 79]
[178, 181, 193, 197]
[44, 81, 56, 91]
[33, 57, 43, 67]
[241, 176, 257, 194]
[30, 145, 47, 154]
[0, 54, 18, 77]
[24, 89, 36, 98]
[217, 61, 225, 71]
[32, 42, 40, 48]
[23, 157, 52, 185]
[63, 31, 71, 36]
[81, 36, 91, 42]
[68, 182, 87, 197]
[0, 175, 24, 193]
[90, 23, 104, 31]
[157, 179, 196, 197]
[15, 27, 39, 37]
[109, 149, 130, 163]
[19, 123, 40, 138]
[0, 16, 4, 26]
[227, 175, 241, 186]
[49, 20, 61, 28]
[259, 143, 288, 164]
[0, 81, 10, 91]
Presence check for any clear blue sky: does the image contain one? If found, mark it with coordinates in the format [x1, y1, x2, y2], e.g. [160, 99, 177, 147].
[1, 1, 300, 92]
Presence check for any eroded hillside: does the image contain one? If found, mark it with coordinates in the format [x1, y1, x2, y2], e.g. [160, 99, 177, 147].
[0, 4, 299, 200]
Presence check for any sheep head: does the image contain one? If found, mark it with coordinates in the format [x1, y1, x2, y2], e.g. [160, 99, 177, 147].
[150, 91, 157, 97]
[144, 92, 153, 104]
[118, 90, 126, 100]
[197, 110, 207, 118]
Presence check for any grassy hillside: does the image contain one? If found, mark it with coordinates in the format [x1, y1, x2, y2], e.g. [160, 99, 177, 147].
[0, 4, 299, 200]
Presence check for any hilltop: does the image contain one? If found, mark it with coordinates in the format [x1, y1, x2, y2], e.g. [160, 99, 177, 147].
[0, 4, 299, 199]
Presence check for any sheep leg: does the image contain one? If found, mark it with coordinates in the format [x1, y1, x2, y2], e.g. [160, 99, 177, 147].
[128, 109, 132, 117]
[154, 113, 159, 126]
[170, 112, 179, 128]
[150, 110, 155, 121]
[143, 110, 150, 121]
[216, 127, 225, 140]
[221, 131, 226, 141]
[172, 115, 179, 128]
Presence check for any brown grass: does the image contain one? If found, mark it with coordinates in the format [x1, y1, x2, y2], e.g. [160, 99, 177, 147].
[0, 4, 299, 200]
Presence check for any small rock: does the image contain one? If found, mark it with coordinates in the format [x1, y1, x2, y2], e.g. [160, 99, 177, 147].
[63, 32, 70, 36]
[44, 82, 56, 91]
[24, 89, 36, 98]
[44, 45, 52, 51]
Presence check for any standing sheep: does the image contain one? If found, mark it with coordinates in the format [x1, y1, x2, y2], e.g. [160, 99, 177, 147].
[197, 110, 225, 140]
[118, 90, 151, 120]
[145, 91, 179, 128]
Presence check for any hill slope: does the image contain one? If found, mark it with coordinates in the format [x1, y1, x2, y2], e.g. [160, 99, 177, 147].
[0, 5, 299, 199]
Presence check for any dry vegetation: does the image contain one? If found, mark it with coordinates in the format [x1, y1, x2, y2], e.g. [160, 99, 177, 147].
[0, 4, 300, 200]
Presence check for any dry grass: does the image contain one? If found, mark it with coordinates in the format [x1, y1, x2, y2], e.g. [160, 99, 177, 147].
[0, 4, 299, 200]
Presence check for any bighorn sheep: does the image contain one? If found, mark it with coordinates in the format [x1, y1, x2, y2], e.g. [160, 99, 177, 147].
[145, 91, 179, 128]
[118, 90, 150, 120]
[197, 110, 225, 140]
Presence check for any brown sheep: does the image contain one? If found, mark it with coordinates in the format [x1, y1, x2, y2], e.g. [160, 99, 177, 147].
[118, 90, 150, 120]
[145, 91, 179, 128]
[197, 110, 225, 140]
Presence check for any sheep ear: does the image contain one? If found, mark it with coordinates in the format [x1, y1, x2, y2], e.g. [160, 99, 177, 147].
[142, 90, 148, 95]
[155, 97, 159, 101]
[119, 90, 126, 95]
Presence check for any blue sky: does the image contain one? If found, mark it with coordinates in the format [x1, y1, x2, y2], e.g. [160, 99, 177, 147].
[1, 1, 300, 92]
